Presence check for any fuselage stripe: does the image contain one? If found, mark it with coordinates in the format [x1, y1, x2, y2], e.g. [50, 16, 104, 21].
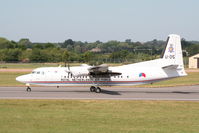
[25, 77, 175, 85]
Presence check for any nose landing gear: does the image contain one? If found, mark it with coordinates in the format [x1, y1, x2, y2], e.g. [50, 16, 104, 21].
[26, 86, 31, 92]
[90, 86, 101, 93]
[26, 83, 31, 92]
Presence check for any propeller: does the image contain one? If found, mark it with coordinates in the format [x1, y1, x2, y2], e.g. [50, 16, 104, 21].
[67, 63, 70, 71]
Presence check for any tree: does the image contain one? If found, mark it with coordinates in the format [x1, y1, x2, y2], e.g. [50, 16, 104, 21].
[33, 44, 44, 49]
[4, 49, 22, 62]
[100, 41, 119, 53]
[187, 44, 199, 56]
[62, 50, 70, 66]
[44, 48, 63, 62]
[74, 45, 81, 53]
[44, 43, 55, 49]
[83, 51, 94, 63]
[109, 50, 128, 62]
[62, 39, 74, 48]
[0, 37, 14, 49]
[29, 49, 47, 62]
[18, 39, 32, 48]
[125, 39, 131, 43]
[0, 49, 7, 61]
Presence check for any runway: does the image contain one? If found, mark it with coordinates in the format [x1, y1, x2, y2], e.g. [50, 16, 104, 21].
[0, 85, 199, 100]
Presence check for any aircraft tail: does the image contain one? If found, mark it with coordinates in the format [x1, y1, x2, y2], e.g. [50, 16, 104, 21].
[161, 34, 187, 76]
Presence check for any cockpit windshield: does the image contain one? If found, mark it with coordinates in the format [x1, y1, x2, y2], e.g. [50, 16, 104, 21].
[32, 71, 43, 74]
[32, 71, 36, 74]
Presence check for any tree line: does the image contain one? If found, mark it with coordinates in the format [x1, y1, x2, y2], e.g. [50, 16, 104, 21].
[0, 37, 198, 64]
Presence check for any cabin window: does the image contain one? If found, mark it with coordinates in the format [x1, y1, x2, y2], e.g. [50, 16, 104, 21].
[37, 71, 40, 74]
[42, 72, 44, 75]
[121, 76, 123, 78]
[127, 76, 129, 78]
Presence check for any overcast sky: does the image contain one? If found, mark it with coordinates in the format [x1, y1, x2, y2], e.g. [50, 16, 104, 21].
[0, 0, 198, 42]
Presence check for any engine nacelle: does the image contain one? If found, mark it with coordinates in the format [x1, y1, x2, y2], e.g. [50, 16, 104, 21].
[69, 65, 90, 77]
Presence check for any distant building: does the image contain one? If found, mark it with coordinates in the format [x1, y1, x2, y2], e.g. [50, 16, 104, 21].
[90, 48, 102, 53]
[189, 53, 199, 68]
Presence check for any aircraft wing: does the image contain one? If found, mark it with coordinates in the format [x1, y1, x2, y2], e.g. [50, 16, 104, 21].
[88, 64, 121, 77]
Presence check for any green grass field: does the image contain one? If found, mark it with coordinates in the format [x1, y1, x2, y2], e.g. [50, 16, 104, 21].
[0, 72, 27, 86]
[0, 100, 199, 133]
[0, 71, 198, 87]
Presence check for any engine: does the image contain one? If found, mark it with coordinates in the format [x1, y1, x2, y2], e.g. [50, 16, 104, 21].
[69, 65, 90, 77]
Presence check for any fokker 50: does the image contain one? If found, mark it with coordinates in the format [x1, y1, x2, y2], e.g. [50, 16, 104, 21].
[16, 34, 187, 93]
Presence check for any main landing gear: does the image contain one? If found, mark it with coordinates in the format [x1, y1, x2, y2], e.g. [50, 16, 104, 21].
[90, 86, 101, 93]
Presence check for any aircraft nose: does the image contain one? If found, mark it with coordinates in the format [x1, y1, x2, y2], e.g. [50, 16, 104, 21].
[16, 76, 22, 82]
[16, 75, 27, 83]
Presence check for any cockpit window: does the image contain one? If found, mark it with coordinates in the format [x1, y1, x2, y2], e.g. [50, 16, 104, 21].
[32, 71, 43, 74]
[32, 71, 36, 74]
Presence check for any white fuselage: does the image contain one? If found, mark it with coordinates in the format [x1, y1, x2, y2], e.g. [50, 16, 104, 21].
[16, 59, 186, 87]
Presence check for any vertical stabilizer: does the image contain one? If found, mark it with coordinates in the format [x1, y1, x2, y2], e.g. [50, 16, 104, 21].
[161, 34, 186, 76]
[162, 34, 184, 69]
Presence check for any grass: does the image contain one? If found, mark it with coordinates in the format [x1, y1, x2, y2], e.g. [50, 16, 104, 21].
[0, 100, 199, 133]
[0, 72, 27, 86]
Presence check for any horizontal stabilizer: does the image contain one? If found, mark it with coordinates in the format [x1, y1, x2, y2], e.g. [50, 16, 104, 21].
[162, 64, 179, 70]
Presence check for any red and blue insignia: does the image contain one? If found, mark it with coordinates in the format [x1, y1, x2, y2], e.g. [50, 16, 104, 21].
[139, 73, 146, 78]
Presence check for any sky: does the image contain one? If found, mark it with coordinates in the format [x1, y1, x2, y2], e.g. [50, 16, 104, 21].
[0, 0, 199, 42]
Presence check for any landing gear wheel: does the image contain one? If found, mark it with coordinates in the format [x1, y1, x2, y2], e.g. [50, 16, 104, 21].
[26, 87, 31, 92]
[90, 86, 96, 92]
[95, 87, 101, 93]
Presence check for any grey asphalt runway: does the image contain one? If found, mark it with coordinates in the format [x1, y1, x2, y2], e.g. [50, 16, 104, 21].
[0, 85, 199, 100]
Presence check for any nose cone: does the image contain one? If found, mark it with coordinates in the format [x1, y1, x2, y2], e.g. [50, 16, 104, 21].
[16, 76, 23, 82]
[16, 75, 28, 83]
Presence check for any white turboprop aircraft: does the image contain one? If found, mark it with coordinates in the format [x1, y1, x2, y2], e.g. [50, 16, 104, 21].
[16, 34, 187, 93]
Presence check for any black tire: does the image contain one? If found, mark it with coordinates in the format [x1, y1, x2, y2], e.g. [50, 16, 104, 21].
[90, 86, 95, 92]
[95, 87, 101, 93]
[26, 87, 31, 92]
